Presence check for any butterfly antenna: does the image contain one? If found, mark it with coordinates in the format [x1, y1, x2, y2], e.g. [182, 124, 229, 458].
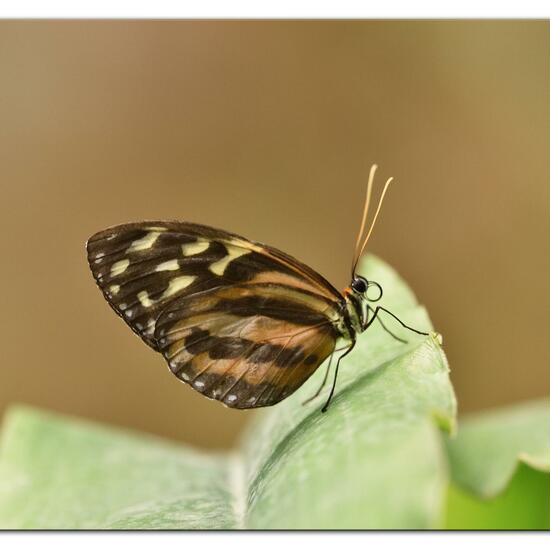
[351, 164, 377, 277]
[351, 173, 395, 276]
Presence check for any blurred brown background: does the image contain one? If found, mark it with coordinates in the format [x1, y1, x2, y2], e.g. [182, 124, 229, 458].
[1, 21, 548, 449]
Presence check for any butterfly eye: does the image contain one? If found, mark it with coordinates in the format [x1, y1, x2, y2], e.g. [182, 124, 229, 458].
[351, 277, 368, 294]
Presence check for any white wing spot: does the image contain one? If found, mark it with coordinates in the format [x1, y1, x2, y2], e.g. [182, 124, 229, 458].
[227, 394, 237, 403]
[127, 231, 161, 253]
[109, 284, 120, 295]
[119, 302, 127, 310]
[247, 397, 256, 403]
[145, 318, 156, 336]
[182, 239, 210, 256]
[125, 309, 133, 318]
[155, 259, 179, 272]
[194, 380, 205, 389]
[209, 244, 251, 276]
[161, 275, 196, 299]
[110, 259, 130, 277]
[180, 371, 190, 381]
[137, 290, 154, 308]
[135, 277, 195, 310]
[106, 234, 116, 240]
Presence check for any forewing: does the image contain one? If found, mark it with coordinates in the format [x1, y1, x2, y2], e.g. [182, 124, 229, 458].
[86, 221, 341, 349]
[154, 283, 341, 408]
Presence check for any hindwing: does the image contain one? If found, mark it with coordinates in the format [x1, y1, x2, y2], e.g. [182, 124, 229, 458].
[155, 283, 341, 408]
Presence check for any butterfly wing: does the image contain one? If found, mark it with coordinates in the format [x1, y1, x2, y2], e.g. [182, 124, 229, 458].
[154, 283, 340, 408]
[87, 221, 346, 407]
[86, 221, 342, 349]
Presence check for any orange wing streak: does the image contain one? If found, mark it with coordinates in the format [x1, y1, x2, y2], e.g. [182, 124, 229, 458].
[184, 319, 337, 406]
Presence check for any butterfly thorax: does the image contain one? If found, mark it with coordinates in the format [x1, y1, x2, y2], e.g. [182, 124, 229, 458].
[342, 287, 367, 337]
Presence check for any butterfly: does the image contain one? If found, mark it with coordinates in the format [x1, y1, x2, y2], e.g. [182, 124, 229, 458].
[86, 165, 428, 412]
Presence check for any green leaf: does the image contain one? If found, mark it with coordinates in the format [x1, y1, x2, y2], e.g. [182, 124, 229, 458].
[0, 407, 235, 529]
[444, 399, 550, 529]
[0, 255, 456, 529]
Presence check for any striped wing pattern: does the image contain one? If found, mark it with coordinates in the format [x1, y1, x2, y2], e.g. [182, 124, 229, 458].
[86, 221, 344, 408]
[155, 284, 339, 408]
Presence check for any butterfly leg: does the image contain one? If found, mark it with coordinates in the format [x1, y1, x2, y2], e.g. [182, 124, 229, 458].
[302, 351, 334, 405]
[302, 342, 356, 405]
[365, 306, 429, 337]
[366, 304, 407, 344]
[321, 341, 356, 413]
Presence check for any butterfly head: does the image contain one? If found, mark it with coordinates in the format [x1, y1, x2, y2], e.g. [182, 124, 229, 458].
[344, 275, 383, 334]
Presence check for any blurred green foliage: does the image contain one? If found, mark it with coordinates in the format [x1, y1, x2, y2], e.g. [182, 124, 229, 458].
[445, 399, 550, 529]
